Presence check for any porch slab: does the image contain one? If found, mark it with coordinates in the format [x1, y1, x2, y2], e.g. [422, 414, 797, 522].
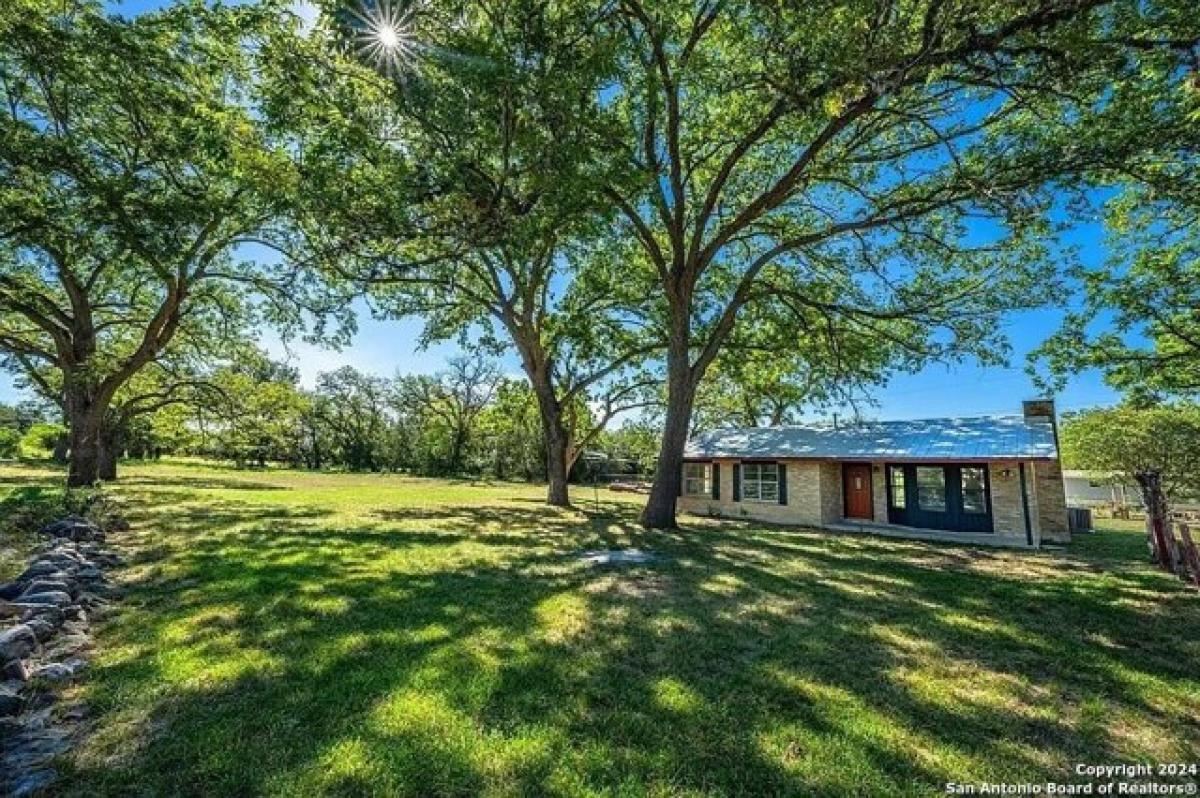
[824, 520, 1034, 548]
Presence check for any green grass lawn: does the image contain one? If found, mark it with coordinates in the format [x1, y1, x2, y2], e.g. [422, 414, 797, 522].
[2, 461, 1198, 797]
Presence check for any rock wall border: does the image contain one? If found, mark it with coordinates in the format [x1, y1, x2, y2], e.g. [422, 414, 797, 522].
[1, 515, 123, 797]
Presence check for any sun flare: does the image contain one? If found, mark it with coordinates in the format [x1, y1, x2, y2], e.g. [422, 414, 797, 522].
[349, 1, 417, 76]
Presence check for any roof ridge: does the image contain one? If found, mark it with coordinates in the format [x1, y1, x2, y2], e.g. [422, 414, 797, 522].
[700, 413, 1035, 434]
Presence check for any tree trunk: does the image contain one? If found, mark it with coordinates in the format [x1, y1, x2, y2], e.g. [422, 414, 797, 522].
[641, 343, 696, 529]
[544, 420, 571, 507]
[1135, 470, 1176, 570]
[511, 328, 574, 508]
[528, 377, 571, 507]
[98, 423, 120, 481]
[66, 407, 102, 487]
[51, 434, 69, 463]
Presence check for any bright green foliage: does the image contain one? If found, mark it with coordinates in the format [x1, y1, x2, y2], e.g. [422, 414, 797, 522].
[1030, 3, 1200, 399]
[0, 426, 19, 458]
[475, 379, 546, 481]
[0, 0, 353, 483]
[287, 1, 653, 504]
[1034, 184, 1200, 399]
[0, 461, 1195, 794]
[593, 419, 660, 474]
[693, 299, 901, 429]
[1060, 403, 1200, 503]
[19, 421, 67, 457]
[597, 0, 1200, 525]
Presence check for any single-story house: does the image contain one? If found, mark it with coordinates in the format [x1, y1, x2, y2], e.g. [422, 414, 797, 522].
[678, 400, 1070, 547]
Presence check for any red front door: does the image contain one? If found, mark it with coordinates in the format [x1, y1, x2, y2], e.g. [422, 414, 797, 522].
[843, 464, 874, 520]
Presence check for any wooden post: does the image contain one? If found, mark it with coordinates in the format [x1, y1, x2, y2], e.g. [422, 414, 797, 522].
[1178, 524, 1200, 589]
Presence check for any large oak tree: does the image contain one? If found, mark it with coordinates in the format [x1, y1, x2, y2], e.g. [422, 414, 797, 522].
[0, 0, 351, 485]
[600, 0, 1200, 527]
[290, 0, 655, 506]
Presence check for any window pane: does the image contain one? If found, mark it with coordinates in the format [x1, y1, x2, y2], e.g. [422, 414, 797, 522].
[961, 467, 985, 491]
[916, 467, 946, 511]
[684, 463, 708, 496]
[743, 479, 759, 501]
[961, 467, 987, 513]
[889, 467, 906, 509]
[740, 462, 778, 502]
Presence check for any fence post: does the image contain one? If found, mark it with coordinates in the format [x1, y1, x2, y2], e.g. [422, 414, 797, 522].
[1178, 523, 1200, 589]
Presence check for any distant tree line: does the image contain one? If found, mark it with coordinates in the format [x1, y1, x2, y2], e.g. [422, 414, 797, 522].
[4, 354, 661, 483]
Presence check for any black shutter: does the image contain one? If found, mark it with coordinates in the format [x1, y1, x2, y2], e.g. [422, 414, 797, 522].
[778, 462, 787, 505]
[712, 463, 720, 500]
[732, 463, 741, 502]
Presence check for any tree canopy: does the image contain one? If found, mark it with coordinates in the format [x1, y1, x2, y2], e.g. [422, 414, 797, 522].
[1061, 404, 1200, 504]
[595, 0, 1200, 526]
[281, 0, 656, 505]
[0, 0, 352, 484]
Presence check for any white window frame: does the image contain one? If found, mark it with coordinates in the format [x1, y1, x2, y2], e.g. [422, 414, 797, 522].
[683, 462, 710, 497]
[741, 462, 779, 503]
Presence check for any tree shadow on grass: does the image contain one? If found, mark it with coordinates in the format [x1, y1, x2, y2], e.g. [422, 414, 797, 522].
[115, 473, 293, 492]
[56, 497, 1200, 796]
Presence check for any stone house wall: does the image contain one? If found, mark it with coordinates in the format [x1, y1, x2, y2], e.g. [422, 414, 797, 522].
[678, 456, 1069, 547]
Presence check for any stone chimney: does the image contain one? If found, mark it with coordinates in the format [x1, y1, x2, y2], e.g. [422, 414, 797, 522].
[1023, 398, 1061, 454]
[1022, 399, 1056, 421]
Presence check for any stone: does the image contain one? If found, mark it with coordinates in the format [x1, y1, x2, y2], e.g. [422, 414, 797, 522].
[74, 565, 103, 581]
[43, 634, 90, 660]
[8, 768, 59, 798]
[25, 617, 59, 643]
[0, 599, 20, 620]
[40, 515, 86, 535]
[12, 591, 72, 609]
[579, 548, 657, 566]
[0, 581, 23, 601]
[40, 515, 104, 543]
[60, 620, 88, 637]
[3, 658, 30, 681]
[31, 661, 80, 684]
[0, 624, 37, 662]
[63, 605, 87, 623]
[21, 606, 63, 629]
[16, 561, 60, 581]
[3, 726, 71, 767]
[0, 685, 24, 717]
[19, 579, 76, 600]
[25, 690, 57, 711]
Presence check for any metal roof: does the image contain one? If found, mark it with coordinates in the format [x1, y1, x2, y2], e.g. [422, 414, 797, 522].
[685, 415, 1058, 461]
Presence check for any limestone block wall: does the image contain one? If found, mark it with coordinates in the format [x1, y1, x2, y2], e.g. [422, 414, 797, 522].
[871, 462, 888, 522]
[1031, 459, 1070, 543]
[678, 456, 1069, 547]
[676, 459, 826, 527]
[988, 460, 1028, 542]
[817, 462, 843, 524]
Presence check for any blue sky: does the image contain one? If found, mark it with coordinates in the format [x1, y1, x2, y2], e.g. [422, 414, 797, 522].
[0, 0, 1124, 421]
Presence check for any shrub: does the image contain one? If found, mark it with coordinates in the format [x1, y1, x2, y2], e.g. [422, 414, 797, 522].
[0, 427, 19, 458]
[20, 422, 67, 458]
